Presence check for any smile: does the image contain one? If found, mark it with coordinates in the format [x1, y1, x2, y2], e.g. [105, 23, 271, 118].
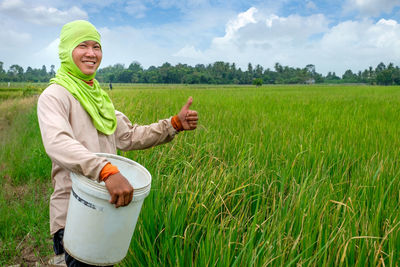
[82, 61, 96, 65]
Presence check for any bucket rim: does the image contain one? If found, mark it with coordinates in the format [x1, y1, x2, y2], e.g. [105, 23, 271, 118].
[70, 153, 152, 199]
[96, 152, 152, 189]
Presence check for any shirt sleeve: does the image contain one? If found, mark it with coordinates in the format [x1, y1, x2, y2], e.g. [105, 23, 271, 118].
[114, 111, 177, 151]
[37, 91, 108, 181]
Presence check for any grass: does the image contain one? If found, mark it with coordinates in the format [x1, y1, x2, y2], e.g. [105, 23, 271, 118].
[1, 84, 400, 266]
[0, 82, 45, 101]
[0, 96, 53, 265]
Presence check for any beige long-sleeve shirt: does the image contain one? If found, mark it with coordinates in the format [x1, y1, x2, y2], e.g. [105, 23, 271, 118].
[37, 84, 177, 234]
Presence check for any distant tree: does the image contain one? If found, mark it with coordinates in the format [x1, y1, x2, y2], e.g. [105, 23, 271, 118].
[8, 59, 400, 85]
[8, 64, 24, 81]
[0, 61, 4, 74]
[254, 64, 263, 78]
[25, 66, 34, 81]
[392, 67, 400, 84]
[143, 66, 159, 83]
[50, 65, 56, 77]
[117, 69, 133, 83]
[247, 63, 253, 74]
[96, 63, 125, 82]
[108, 74, 115, 83]
[211, 61, 230, 84]
[41, 65, 47, 76]
[159, 62, 173, 83]
[342, 69, 358, 83]
[0, 61, 5, 81]
[252, 78, 263, 86]
[128, 61, 143, 72]
[376, 62, 386, 73]
[376, 69, 393, 85]
[304, 64, 317, 83]
[128, 61, 143, 83]
[368, 66, 376, 84]
[305, 64, 316, 75]
[274, 62, 283, 73]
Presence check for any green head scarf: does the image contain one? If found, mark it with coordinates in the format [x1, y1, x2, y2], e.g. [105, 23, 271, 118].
[50, 20, 117, 135]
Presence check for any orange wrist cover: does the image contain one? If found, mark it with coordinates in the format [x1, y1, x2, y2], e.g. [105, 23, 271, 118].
[100, 163, 120, 181]
[171, 115, 183, 132]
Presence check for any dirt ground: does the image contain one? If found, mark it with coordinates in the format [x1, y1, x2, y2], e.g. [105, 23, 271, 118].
[2, 166, 54, 266]
[6, 234, 55, 267]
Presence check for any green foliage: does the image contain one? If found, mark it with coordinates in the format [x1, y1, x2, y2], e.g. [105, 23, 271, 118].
[1, 85, 400, 266]
[252, 78, 263, 86]
[113, 85, 400, 266]
[3, 59, 400, 85]
[0, 97, 53, 265]
[0, 62, 54, 82]
[0, 83, 44, 100]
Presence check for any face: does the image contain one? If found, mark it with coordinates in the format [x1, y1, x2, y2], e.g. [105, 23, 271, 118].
[72, 40, 102, 76]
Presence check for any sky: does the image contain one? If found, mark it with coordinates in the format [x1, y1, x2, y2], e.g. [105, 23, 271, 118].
[1, 0, 400, 75]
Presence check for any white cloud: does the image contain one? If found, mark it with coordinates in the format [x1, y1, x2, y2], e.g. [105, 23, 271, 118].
[306, 1, 317, 10]
[0, 28, 31, 47]
[0, 0, 87, 69]
[0, 0, 88, 25]
[98, 26, 171, 68]
[168, 7, 400, 75]
[317, 18, 400, 73]
[155, 0, 209, 10]
[125, 0, 148, 18]
[213, 7, 257, 47]
[345, 0, 400, 16]
[173, 45, 204, 59]
[32, 38, 60, 68]
[90, 5, 236, 68]
[0, 0, 21, 9]
[0, 27, 33, 70]
[212, 8, 329, 52]
[75, 0, 117, 7]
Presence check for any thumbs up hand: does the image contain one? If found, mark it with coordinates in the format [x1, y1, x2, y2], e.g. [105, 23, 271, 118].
[178, 97, 198, 131]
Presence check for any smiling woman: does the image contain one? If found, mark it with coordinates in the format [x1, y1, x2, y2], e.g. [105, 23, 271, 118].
[72, 40, 102, 76]
[36, 19, 198, 267]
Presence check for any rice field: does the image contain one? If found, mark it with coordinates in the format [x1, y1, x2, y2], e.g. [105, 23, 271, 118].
[1, 84, 400, 266]
[0, 82, 43, 100]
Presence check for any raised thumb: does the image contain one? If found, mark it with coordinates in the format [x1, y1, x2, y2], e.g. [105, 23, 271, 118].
[183, 97, 193, 110]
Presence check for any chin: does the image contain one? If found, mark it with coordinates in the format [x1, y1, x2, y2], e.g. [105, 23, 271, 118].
[84, 71, 96, 75]
[82, 68, 97, 76]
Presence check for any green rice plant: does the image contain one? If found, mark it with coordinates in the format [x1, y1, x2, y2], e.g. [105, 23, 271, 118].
[1, 84, 400, 266]
[0, 83, 44, 100]
[0, 91, 23, 100]
[115, 85, 400, 266]
[0, 96, 53, 265]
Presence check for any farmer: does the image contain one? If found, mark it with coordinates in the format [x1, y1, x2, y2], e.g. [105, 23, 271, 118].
[37, 20, 198, 266]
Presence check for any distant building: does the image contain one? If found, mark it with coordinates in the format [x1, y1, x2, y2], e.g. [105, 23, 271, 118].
[305, 79, 315, 84]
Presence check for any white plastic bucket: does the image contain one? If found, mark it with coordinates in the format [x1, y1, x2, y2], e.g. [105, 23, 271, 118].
[63, 153, 151, 265]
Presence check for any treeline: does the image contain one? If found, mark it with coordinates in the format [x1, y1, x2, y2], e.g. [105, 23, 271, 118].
[1, 60, 400, 85]
[0, 62, 56, 82]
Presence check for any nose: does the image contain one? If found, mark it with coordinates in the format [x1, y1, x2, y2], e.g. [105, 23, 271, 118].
[85, 47, 96, 57]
